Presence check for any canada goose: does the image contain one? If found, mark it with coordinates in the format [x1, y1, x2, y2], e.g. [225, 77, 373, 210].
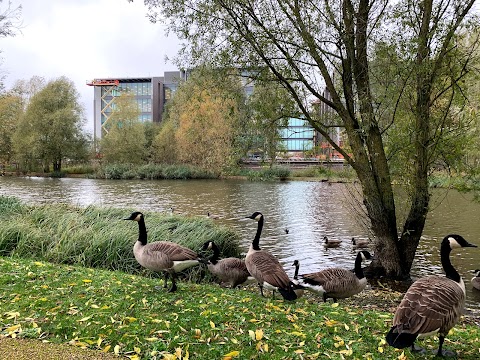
[352, 237, 369, 249]
[386, 234, 477, 357]
[245, 212, 297, 301]
[298, 250, 373, 302]
[285, 228, 289, 234]
[472, 269, 480, 291]
[124, 211, 200, 292]
[323, 236, 341, 248]
[200, 240, 255, 288]
[206, 212, 221, 219]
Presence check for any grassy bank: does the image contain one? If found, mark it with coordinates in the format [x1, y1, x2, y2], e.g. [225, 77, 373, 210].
[0, 257, 479, 359]
[0, 198, 479, 358]
[0, 196, 240, 278]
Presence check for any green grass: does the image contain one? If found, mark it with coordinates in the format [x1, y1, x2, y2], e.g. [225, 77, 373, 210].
[0, 257, 479, 359]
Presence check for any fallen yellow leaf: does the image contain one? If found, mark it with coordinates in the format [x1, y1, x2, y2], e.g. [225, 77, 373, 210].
[6, 324, 21, 333]
[77, 315, 93, 322]
[223, 350, 240, 358]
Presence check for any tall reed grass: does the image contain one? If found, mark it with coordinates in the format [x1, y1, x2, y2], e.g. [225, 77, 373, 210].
[0, 197, 241, 280]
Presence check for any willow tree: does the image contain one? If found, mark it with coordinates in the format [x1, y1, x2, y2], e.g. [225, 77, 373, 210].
[138, 0, 480, 279]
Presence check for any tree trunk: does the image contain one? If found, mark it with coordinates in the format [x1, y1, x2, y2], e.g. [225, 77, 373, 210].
[397, 0, 433, 272]
[53, 159, 61, 172]
[340, 0, 405, 278]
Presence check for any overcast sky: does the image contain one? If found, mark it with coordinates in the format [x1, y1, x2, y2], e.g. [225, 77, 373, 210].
[0, 0, 181, 134]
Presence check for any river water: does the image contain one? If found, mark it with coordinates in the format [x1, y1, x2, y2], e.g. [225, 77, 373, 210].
[1, 176, 479, 309]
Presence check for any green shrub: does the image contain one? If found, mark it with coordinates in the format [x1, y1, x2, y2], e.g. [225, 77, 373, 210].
[136, 163, 164, 179]
[103, 163, 133, 179]
[246, 165, 291, 181]
[62, 164, 94, 174]
[96, 163, 218, 180]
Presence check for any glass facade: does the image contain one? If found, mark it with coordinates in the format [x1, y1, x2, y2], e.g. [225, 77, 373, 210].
[100, 80, 153, 128]
[279, 118, 316, 152]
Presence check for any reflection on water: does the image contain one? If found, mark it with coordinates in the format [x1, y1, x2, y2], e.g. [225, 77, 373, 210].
[1, 176, 479, 309]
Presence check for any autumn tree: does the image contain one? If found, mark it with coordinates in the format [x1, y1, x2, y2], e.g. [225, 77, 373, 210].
[151, 117, 178, 164]
[140, 0, 480, 279]
[100, 92, 147, 164]
[0, 92, 23, 170]
[10, 76, 46, 110]
[153, 68, 246, 173]
[13, 76, 89, 172]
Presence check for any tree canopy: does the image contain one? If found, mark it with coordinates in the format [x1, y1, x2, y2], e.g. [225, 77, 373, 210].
[13, 76, 89, 172]
[140, 0, 480, 279]
[0, 93, 23, 166]
[153, 68, 247, 173]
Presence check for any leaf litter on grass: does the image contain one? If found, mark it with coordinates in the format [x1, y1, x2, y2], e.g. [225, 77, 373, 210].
[1, 257, 479, 359]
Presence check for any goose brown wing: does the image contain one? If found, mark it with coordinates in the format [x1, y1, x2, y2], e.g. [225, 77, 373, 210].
[219, 258, 250, 275]
[301, 268, 352, 287]
[247, 251, 291, 288]
[215, 258, 251, 284]
[393, 276, 465, 335]
[145, 241, 198, 260]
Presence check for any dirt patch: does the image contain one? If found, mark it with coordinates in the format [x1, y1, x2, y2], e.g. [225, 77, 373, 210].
[0, 337, 125, 359]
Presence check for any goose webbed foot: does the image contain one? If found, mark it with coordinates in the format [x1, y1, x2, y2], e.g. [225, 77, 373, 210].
[434, 347, 456, 357]
[434, 335, 456, 357]
[163, 272, 169, 288]
[167, 272, 178, 292]
[410, 344, 426, 354]
[435, 350, 456, 358]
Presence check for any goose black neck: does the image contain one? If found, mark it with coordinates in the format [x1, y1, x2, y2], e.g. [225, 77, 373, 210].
[354, 253, 365, 279]
[252, 215, 264, 251]
[137, 217, 148, 245]
[209, 242, 220, 265]
[441, 242, 460, 282]
[294, 264, 299, 280]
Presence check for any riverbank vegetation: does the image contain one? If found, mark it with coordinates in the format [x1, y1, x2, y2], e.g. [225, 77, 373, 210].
[0, 196, 240, 278]
[1, 256, 479, 359]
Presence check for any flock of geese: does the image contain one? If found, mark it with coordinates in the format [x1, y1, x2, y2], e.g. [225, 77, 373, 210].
[124, 210, 478, 357]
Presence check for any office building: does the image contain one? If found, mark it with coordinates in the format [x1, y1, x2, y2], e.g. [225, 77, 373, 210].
[87, 71, 188, 139]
